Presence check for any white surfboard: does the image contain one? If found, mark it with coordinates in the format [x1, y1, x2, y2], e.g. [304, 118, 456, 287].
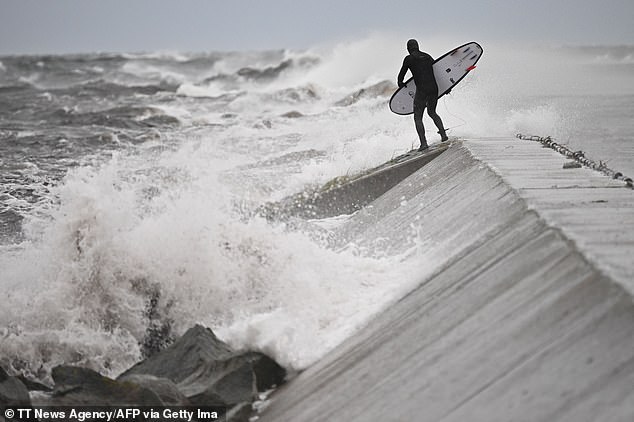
[389, 42, 483, 115]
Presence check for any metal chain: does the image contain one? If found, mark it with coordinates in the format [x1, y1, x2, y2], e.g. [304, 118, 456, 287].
[516, 133, 633, 189]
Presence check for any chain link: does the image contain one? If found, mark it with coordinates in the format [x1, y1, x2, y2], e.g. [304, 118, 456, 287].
[516, 134, 633, 189]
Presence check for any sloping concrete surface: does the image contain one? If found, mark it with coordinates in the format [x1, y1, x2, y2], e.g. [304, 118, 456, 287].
[257, 139, 634, 422]
[264, 143, 449, 219]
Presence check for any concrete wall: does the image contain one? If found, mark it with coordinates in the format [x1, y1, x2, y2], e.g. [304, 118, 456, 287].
[258, 142, 634, 422]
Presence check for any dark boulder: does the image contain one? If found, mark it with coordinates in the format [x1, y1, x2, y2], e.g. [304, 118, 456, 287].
[119, 325, 286, 407]
[16, 375, 52, 392]
[0, 366, 31, 407]
[119, 325, 234, 383]
[45, 366, 163, 406]
[226, 402, 253, 422]
[116, 374, 189, 406]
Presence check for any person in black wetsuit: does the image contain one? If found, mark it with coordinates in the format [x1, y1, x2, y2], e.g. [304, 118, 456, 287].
[397, 39, 448, 151]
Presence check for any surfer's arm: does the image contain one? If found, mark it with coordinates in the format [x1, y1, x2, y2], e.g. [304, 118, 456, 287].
[397, 58, 409, 88]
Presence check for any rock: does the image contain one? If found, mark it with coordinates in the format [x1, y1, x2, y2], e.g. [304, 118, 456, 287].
[178, 353, 256, 406]
[178, 352, 286, 406]
[120, 325, 234, 383]
[16, 375, 52, 392]
[180, 351, 286, 408]
[248, 352, 287, 393]
[119, 325, 286, 407]
[0, 366, 31, 407]
[226, 402, 253, 422]
[47, 366, 163, 406]
[117, 374, 189, 406]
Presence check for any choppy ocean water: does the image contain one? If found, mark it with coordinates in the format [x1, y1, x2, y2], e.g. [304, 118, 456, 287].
[1, 36, 632, 381]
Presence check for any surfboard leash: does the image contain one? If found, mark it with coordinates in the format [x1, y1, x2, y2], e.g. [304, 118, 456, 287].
[421, 97, 466, 135]
[441, 96, 467, 133]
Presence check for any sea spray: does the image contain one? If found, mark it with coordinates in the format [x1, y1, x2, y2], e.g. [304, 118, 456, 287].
[0, 137, 433, 378]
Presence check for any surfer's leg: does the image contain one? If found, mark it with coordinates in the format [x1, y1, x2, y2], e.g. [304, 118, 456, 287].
[427, 96, 448, 141]
[413, 93, 428, 149]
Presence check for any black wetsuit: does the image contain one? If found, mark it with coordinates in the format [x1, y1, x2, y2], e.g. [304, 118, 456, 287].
[398, 50, 446, 147]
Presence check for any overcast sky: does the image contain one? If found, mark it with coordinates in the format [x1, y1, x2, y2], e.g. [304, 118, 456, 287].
[0, 0, 633, 55]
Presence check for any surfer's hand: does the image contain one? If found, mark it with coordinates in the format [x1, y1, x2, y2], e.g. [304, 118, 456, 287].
[398, 81, 406, 88]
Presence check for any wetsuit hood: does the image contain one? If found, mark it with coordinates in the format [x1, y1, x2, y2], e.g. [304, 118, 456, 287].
[407, 39, 420, 53]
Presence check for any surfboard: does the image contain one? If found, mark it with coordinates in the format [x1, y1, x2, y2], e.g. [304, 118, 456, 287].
[389, 42, 483, 115]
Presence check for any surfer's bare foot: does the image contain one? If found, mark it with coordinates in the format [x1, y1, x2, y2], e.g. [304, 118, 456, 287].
[418, 143, 429, 151]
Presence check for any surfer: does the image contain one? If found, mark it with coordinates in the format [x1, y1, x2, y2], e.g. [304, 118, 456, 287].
[397, 39, 448, 151]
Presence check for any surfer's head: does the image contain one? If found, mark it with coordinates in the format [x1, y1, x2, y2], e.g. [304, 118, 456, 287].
[407, 39, 419, 53]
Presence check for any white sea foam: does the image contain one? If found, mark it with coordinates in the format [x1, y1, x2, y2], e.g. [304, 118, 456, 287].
[176, 82, 240, 98]
[0, 135, 434, 377]
[120, 61, 187, 85]
[121, 51, 192, 62]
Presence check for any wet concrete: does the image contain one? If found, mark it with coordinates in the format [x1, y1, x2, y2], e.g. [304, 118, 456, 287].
[265, 143, 449, 219]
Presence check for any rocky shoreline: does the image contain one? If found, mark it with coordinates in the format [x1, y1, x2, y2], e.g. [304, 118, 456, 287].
[1, 325, 286, 422]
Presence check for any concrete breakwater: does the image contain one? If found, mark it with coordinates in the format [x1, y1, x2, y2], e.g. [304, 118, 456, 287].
[259, 138, 634, 422]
